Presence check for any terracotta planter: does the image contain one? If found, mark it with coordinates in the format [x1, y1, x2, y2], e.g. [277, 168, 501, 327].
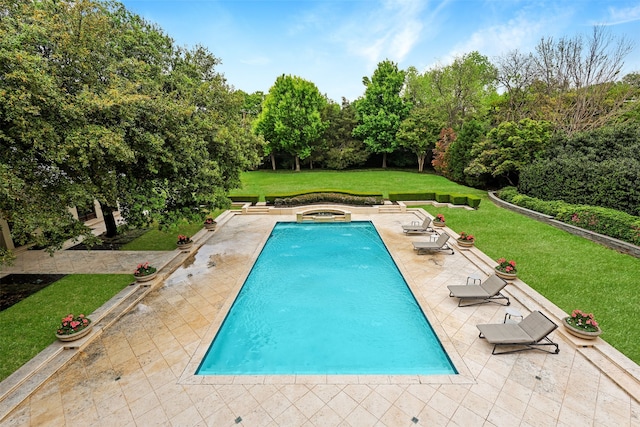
[494, 268, 517, 280]
[135, 271, 157, 282]
[457, 239, 475, 248]
[56, 321, 93, 342]
[433, 221, 445, 228]
[563, 317, 602, 340]
[177, 241, 193, 251]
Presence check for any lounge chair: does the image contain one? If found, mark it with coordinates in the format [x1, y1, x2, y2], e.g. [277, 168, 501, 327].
[447, 274, 510, 307]
[477, 310, 560, 355]
[412, 232, 454, 255]
[402, 217, 434, 234]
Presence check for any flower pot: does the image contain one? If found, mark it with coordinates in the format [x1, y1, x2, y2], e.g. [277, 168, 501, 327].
[562, 317, 602, 340]
[204, 222, 216, 231]
[494, 268, 517, 280]
[457, 239, 475, 248]
[433, 221, 445, 228]
[177, 241, 193, 251]
[135, 271, 157, 283]
[56, 321, 93, 342]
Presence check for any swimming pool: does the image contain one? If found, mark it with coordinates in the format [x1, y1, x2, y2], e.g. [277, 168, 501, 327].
[196, 221, 457, 375]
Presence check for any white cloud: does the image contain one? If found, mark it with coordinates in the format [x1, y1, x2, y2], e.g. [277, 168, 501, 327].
[334, 0, 430, 65]
[604, 5, 640, 25]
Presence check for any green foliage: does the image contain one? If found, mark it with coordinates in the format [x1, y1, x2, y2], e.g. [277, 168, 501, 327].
[519, 124, 640, 216]
[0, 274, 132, 381]
[0, 0, 262, 263]
[396, 107, 445, 171]
[272, 193, 383, 207]
[353, 60, 410, 167]
[447, 119, 487, 186]
[435, 193, 450, 203]
[466, 196, 481, 209]
[497, 187, 640, 245]
[466, 118, 552, 186]
[320, 99, 369, 169]
[254, 74, 328, 171]
[228, 194, 260, 203]
[555, 206, 640, 246]
[450, 194, 467, 205]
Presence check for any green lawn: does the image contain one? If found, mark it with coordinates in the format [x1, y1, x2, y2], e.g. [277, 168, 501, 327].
[120, 222, 205, 251]
[0, 274, 133, 380]
[237, 169, 640, 363]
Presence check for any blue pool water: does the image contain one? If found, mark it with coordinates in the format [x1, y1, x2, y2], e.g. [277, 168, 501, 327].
[196, 221, 457, 375]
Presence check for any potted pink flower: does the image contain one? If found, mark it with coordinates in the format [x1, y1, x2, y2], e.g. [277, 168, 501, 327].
[457, 231, 475, 247]
[134, 262, 157, 282]
[563, 309, 602, 340]
[433, 214, 446, 227]
[494, 257, 517, 279]
[55, 313, 93, 342]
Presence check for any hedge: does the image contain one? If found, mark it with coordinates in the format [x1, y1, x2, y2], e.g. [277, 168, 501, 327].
[497, 187, 640, 246]
[228, 194, 260, 203]
[272, 192, 383, 207]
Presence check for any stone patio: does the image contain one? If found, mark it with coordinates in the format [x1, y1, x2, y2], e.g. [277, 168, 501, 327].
[1, 208, 638, 426]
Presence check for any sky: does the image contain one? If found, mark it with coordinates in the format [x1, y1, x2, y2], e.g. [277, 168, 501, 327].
[119, 0, 640, 103]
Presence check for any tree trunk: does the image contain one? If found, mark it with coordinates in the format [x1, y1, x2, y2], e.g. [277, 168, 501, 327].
[417, 155, 425, 172]
[295, 155, 301, 172]
[382, 152, 387, 169]
[99, 202, 118, 238]
[270, 153, 277, 171]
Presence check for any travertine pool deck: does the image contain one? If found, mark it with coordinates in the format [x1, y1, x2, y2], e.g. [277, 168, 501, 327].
[1, 208, 639, 426]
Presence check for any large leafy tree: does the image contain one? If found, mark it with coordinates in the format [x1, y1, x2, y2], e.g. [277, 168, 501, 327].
[254, 74, 327, 171]
[320, 98, 369, 170]
[396, 107, 445, 172]
[466, 118, 552, 186]
[353, 60, 410, 168]
[0, 0, 261, 264]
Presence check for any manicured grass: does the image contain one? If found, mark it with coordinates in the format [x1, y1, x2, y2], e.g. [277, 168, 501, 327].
[120, 222, 207, 251]
[239, 169, 640, 364]
[237, 169, 483, 200]
[0, 274, 133, 381]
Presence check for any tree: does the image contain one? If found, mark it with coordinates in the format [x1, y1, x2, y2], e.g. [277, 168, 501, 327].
[254, 74, 327, 171]
[466, 118, 552, 186]
[427, 51, 497, 129]
[530, 26, 634, 135]
[447, 119, 487, 186]
[0, 0, 262, 264]
[494, 50, 539, 123]
[353, 60, 410, 168]
[431, 128, 456, 176]
[396, 107, 444, 172]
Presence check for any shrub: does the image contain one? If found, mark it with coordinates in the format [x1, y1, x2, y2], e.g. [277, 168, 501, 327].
[272, 192, 383, 207]
[228, 194, 260, 203]
[466, 196, 481, 209]
[435, 193, 450, 203]
[497, 187, 640, 246]
[450, 194, 467, 205]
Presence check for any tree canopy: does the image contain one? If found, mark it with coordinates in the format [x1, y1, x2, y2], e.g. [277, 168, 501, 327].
[254, 74, 327, 171]
[353, 60, 410, 168]
[0, 0, 262, 264]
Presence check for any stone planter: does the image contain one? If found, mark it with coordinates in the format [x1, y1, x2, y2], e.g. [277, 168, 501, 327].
[56, 321, 93, 342]
[135, 271, 157, 283]
[494, 268, 517, 280]
[204, 222, 217, 231]
[562, 317, 602, 340]
[433, 221, 445, 228]
[457, 239, 475, 248]
[177, 241, 193, 251]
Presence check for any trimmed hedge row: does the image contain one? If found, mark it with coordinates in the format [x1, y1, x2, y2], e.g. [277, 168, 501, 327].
[228, 194, 260, 203]
[265, 190, 383, 205]
[272, 192, 383, 207]
[388, 192, 481, 209]
[497, 187, 640, 246]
